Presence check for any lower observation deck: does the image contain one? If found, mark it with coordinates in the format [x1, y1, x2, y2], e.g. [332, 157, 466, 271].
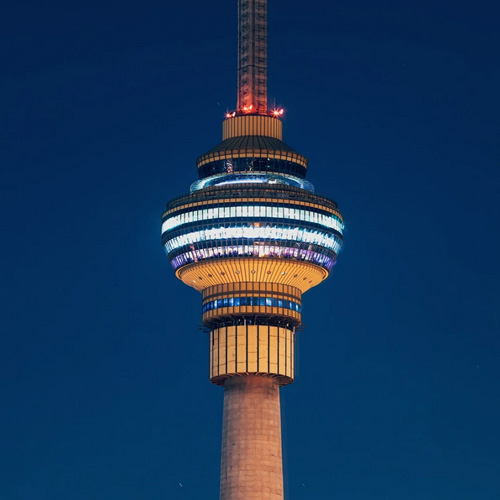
[202, 282, 302, 327]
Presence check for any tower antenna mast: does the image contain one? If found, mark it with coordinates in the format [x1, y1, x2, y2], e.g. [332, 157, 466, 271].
[237, 0, 268, 114]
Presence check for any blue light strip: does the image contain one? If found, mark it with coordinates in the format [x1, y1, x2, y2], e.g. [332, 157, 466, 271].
[203, 296, 301, 314]
[190, 173, 315, 193]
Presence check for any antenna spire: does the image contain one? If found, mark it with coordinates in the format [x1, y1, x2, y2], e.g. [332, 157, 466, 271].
[237, 0, 268, 115]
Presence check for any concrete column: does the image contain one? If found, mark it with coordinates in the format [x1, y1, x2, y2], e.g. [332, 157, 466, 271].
[220, 376, 283, 500]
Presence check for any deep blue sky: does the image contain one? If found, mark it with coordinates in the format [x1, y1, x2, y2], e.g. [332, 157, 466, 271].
[1, 0, 499, 498]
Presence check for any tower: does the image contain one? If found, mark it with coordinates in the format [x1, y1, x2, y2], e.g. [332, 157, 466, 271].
[161, 1, 344, 498]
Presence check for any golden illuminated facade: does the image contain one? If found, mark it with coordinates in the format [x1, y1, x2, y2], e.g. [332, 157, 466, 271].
[161, 1, 343, 498]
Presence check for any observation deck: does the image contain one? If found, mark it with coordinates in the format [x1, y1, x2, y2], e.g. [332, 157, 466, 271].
[162, 114, 343, 386]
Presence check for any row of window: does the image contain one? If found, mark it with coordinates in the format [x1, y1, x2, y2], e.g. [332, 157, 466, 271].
[167, 184, 339, 213]
[168, 244, 336, 271]
[198, 158, 307, 179]
[203, 296, 301, 314]
[167, 239, 335, 262]
[161, 204, 343, 234]
[163, 225, 342, 254]
[202, 282, 299, 298]
[190, 173, 315, 193]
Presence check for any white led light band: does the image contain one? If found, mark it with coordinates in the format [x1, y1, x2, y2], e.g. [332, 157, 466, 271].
[162, 205, 343, 234]
[163, 225, 342, 254]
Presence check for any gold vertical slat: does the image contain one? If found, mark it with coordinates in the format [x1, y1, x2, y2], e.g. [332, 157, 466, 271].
[222, 115, 283, 140]
[247, 324, 257, 372]
[237, 325, 246, 373]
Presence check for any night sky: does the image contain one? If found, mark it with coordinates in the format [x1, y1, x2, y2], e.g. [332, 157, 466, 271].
[2, 0, 499, 498]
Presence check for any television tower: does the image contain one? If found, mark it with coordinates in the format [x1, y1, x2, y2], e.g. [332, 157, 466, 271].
[161, 1, 344, 498]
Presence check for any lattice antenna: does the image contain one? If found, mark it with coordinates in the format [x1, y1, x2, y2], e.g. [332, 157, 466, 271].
[237, 0, 268, 114]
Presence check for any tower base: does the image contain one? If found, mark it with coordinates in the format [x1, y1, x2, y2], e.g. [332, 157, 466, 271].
[220, 376, 284, 500]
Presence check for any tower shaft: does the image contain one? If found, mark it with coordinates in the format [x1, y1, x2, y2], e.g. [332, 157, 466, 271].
[237, 0, 268, 113]
[220, 376, 283, 500]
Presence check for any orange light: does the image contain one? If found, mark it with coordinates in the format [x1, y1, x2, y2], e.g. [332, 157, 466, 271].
[279, 108, 284, 115]
[225, 113, 231, 118]
[231, 112, 236, 117]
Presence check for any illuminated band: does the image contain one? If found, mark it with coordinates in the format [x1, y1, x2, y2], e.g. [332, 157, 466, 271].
[161, 204, 343, 234]
[202, 296, 301, 314]
[163, 225, 342, 255]
[190, 173, 315, 193]
[197, 158, 307, 179]
[168, 245, 336, 271]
